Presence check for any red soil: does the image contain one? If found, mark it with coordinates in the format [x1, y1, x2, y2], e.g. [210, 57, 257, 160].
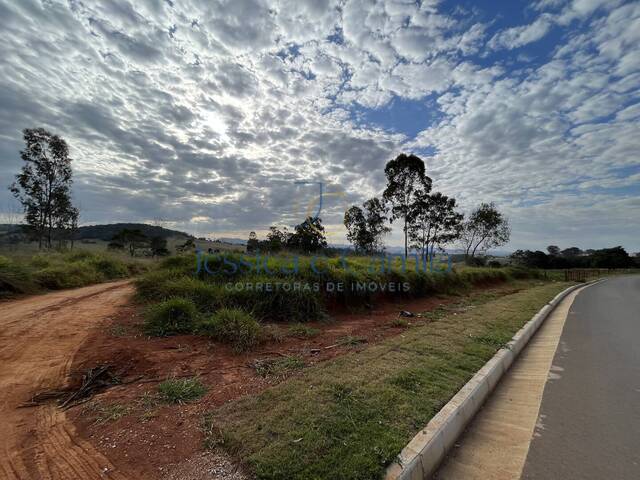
[66, 293, 458, 478]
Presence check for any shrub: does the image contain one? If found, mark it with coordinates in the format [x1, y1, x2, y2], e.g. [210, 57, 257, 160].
[0, 256, 38, 295]
[161, 277, 221, 311]
[135, 268, 186, 300]
[158, 377, 207, 403]
[160, 254, 197, 272]
[199, 308, 261, 352]
[34, 263, 102, 289]
[144, 298, 198, 336]
[88, 257, 129, 278]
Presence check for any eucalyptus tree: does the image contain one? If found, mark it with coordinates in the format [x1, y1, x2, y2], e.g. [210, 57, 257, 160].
[344, 197, 390, 254]
[409, 191, 463, 259]
[10, 128, 75, 249]
[460, 202, 510, 259]
[382, 154, 432, 257]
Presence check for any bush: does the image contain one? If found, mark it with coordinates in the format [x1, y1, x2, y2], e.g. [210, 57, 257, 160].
[144, 298, 198, 336]
[89, 256, 129, 278]
[199, 308, 261, 352]
[160, 254, 197, 272]
[161, 277, 221, 311]
[158, 377, 207, 403]
[0, 256, 38, 296]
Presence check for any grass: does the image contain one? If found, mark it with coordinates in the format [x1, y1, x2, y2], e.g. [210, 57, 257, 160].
[92, 403, 131, 425]
[135, 252, 545, 324]
[287, 323, 321, 338]
[144, 297, 198, 336]
[198, 308, 262, 352]
[0, 250, 148, 296]
[204, 280, 572, 480]
[157, 377, 207, 404]
[253, 355, 305, 378]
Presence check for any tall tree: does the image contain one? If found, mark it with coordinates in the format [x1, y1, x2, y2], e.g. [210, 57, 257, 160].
[109, 229, 149, 257]
[383, 154, 432, 257]
[287, 217, 327, 253]
[460, 202, 510, 259]
[10, 128, 75, 248]
[547, 245, 560, 256]
[247, 231, 259, 253]
[344, 197, 390, 253]
[265, 226, 290, 252]
[150, 236, 169, 257]
[409, 192, 463, 258]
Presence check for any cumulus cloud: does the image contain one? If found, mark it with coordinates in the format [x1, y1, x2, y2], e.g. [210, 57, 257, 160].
[0, 0, 638, 250]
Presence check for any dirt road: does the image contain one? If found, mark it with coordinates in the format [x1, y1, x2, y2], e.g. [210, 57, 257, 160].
[0, 281, 134, 480]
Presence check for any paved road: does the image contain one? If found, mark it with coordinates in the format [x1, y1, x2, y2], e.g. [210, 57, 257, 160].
[522, 275, 640, 479]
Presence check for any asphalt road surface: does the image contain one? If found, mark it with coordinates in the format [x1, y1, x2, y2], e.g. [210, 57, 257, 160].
[521, 275, 640, 479]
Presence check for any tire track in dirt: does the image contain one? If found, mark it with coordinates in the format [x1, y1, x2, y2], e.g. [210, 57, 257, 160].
[0, 281, 135, 480]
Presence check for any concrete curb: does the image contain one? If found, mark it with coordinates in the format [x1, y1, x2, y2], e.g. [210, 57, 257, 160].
[385, 280, 602, 480]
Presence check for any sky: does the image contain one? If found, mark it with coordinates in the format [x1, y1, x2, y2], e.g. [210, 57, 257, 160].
[0, 0, 639, 252]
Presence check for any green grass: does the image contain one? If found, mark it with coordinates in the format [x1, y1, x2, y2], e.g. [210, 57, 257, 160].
[198, 308, 262, 352]
[0, 250, 147, 296]
[92, 403, 131, 425]
[287, 323, 321, 338]
[204, 281, 572, 480]
[253, 355, 305, 378]
[135, 252, 544, 324]
[157, 377, 207, 404]
[144, 297, 198, 336]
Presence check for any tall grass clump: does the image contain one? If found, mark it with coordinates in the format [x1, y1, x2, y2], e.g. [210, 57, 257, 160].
[158, 377, 207, 403]
[0, 255, 38, 296]
[198, 308, 261, 352]
[144, 297, 198, 336]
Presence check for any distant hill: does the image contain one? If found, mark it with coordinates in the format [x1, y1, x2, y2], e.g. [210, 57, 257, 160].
[215, 237, 247, 245]
[0, 223, 191, 243]
[75, 223, 191, 241]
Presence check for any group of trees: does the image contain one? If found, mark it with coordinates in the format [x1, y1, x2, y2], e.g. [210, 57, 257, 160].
[246, 154, 510, 259]
[513, 246, 639, 269]
[345, 154, 510, 259]
[247, 216, 328, 254]
[9, 128, 79, 249]
[108, 228, 170, 257]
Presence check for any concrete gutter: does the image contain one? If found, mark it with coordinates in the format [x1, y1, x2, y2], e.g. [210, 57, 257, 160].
[385, 280, 600, 480]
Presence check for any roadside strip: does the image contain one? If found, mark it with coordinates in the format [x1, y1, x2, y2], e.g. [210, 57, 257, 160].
[385, 280, 602, 480]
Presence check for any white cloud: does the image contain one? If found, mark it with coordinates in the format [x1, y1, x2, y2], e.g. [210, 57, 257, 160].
[488, 15, 554, 50]
[0, 0, 638, 250]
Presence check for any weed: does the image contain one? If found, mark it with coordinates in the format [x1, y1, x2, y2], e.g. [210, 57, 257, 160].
[261, 324, 286, 343]
[390, 318, 409, 328]
[198, 308, 261, 352]
[93, 403, 131, 424]
[253, 355, 305, 378]
[144, 298, 198, 336]
[108, 324, 128, 337]
[288, 323, 320, 338]
[336, 335, 367, 347]
[157, 377, 207, 404]
[202, 413, 241, 453]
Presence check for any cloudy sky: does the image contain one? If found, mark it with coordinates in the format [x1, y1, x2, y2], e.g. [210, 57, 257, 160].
[1, 0, 639, 251]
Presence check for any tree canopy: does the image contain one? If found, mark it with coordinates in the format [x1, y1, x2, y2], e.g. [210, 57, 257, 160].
[409, 191, 462, 258]
[383, 153, 432, 257]
[344, 197, 390, 254]
[459, 202, 510, 258]
[10, 128, 77, 248]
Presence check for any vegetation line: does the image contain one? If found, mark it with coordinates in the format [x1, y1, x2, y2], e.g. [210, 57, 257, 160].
[205, 281, 572, 480]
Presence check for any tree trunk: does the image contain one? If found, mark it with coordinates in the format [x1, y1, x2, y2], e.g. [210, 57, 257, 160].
[403, 216, 408, 258]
